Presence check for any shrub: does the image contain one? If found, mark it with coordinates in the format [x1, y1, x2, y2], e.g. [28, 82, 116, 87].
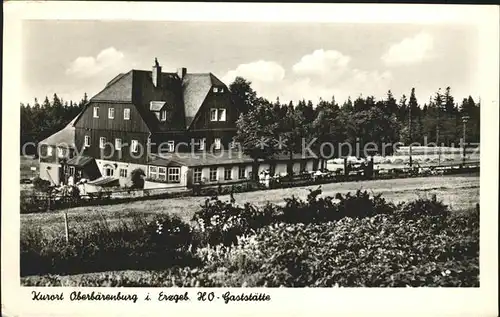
[32, 177, 51, 192]
[130, 168, 145, 189]
[20, 213, 198, 276]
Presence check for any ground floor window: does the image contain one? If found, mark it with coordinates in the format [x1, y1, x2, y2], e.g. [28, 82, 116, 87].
[103, 164, 114, 177]
[119, 168, 128, 178]
[193, 168, 202, 183]
[69, 166, 75, 176]
[149, 166, 167, 181]
[209, 167, 217, 182]
[238, 166, 246, 179]
[224, 167, 232, 180]
[168, 167, 180, 183]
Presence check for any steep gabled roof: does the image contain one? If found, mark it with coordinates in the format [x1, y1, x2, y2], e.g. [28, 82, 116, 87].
[39, 117, 77, 148]
[91, 71, 133, 102]
[182, 73, 213, 129]
[68, 66, 228, 133]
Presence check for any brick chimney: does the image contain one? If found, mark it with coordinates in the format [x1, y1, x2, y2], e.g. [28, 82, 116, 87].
[152, 58, 162, 87]
[177, 67, 187, 80]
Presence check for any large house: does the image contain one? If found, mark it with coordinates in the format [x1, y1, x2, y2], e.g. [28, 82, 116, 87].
[38, 59, 319, 189]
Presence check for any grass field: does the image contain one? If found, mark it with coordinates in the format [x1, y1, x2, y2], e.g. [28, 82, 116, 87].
[21, 173, 479, 240]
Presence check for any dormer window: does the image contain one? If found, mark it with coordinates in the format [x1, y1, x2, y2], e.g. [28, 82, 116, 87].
[160, 110, 167, 122]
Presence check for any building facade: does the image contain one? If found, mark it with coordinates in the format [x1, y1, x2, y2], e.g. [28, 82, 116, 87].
[39, 58, 319, 188]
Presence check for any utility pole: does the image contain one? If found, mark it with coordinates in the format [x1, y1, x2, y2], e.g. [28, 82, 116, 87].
[408, 99, 413, 168]
[462, 115, 469, 167]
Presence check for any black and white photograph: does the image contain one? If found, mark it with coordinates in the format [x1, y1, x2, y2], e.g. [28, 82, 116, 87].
[2, 2, 498, 316]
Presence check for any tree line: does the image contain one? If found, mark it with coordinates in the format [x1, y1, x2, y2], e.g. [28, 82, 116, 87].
[20, 93, 88, 155]
[230, 77, 480, 172]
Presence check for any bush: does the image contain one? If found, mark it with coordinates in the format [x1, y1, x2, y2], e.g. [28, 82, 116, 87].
[20, 213, 198, 276]
[32, 177, 51, 192]
[130, 168, 145, 189]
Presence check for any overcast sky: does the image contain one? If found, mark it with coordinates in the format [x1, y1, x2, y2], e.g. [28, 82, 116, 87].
[22, 20, 480, 106]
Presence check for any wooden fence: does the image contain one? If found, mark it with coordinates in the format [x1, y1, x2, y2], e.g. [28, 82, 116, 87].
[21, 162, 479, 214]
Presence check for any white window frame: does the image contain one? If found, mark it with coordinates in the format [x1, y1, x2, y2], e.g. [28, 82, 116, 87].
[123, 108, 130, 120]
[218, 108, 226, 121]
[84, 135, 91, 147]
[99, 137, 106, 149]
[210, 108, 218, 121]
[93, 106, 99, 118]
[220, 88, 224, 93]
[115, 138, 122, 150]
[108, 107, 115, 119]
[214, 138, 221, 150]
[149, 166, 158, 179]
[168, 167, 181, 183]
[224, 167, 232, 180]
[209, 167, 218, 182]
[213, 87, 218, 93]
[131, 140, 139, 153]
[46, 146, 53, 156]
[69, 166, 75, 176]
[238, 166, 246, 179]
[119, 168, 128, 178]
[57, 147, 65, 158]
[167, 141, 175, 152]
[158, 167, 167, 181]
[103, 165, 114, 177]
[193, 168, 202, 183]
[160, 110, 167, 122]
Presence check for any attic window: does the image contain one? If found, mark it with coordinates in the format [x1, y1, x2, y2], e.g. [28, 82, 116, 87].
[160, 110, 167, 122]
[210, 108, 217, 121]
[220, 88, 224, 93]
[213, 87, 218, 93]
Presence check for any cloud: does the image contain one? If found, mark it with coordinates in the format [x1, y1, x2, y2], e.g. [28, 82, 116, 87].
[382, 32, 434, 66]
[222, 50, 394, 105]
[66, 47, 126, 78]
[222, 60, 285, 84]
[292, 49, 351, 76]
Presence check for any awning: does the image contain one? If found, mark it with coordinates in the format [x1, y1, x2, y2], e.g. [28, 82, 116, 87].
[86, 176, 119, 187]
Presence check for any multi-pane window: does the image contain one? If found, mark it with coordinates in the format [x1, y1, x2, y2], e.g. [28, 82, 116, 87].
[168, 167, 180, 183]
[123, 108, 130, 120]
[84, 135, 91, 147]
[218, 108, 226, 121]
[131, 140, 139, 153]
[69, 166, 75, 176]
[224, 167, 232, 180]
[193, 168, 202, 183]
[108, 107, 115, 119]
[167, 141, 175, 152]
[149, 166, 167, 181]
[119, 168, 128, 177]
[238, 166, 246, 179]
[99, 137, 106, 149]
[160, 110, 167, 122]
[197, 138, 206, 151]
[115, 138, 122, 150]
[57, 148, 65, 158]
[209, 167, 217, 182]
[210, 108, 217, 121]
[214, 138, 221, 150]
[93, 107, 99, 118]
